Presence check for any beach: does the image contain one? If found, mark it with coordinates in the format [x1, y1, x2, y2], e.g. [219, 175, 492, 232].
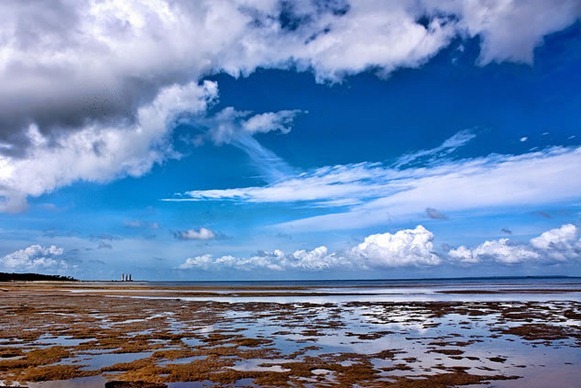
[1, 279, 580, 387]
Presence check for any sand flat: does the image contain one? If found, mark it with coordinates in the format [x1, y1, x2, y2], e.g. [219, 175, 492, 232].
[0, 281, 579, 386]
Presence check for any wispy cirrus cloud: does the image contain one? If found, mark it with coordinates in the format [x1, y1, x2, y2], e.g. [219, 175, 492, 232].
[395, 129, 477, 168]
[192, 107, 302, 182]
[167, 144, 581, 232]
[124, 220, 160, 230]
[168, 161, 390, 205]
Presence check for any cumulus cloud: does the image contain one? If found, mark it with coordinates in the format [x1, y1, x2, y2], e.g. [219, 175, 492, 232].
[450, 224, 581, 264]
[351, 226, 441, 267]
[0, 81, 217, 212]
[444, 0, 581, 64]
[0, 245, 70, 272]
[179, 251, 287, 271]
[2, 1, 579, 211]
[169, 146, 581, 232]
[178, 248, 343, 272]
[447, 246, 480, 264]
[178, 224, 581, 272]
[530, 224, 581, 260]
[179, 225, 439, 271]
[2, 1, 573, 138]
[174, 227, 217, 241]
[449, 238, 539, 264]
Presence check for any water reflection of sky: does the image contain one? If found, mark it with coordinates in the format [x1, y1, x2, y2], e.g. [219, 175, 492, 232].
[120, 280, 581, 304]
[19, 280, 581, 387]
[129, 292, 581, 304]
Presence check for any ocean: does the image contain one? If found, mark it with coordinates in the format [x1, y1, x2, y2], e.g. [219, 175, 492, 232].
[115, 276, 581, 303]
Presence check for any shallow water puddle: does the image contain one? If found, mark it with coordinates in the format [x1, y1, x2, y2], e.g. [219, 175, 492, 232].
[57, 351, 154, 371]
[27, 375, 107, 387]
[34, 335, 94, 348]
[230, 358, 293, 373]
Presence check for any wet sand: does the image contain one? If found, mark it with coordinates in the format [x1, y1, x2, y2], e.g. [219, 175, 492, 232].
[0, 282, 580, 387]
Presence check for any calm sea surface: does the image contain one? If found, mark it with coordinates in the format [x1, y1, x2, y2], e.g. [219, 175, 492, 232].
[145, 276, 581, 289]
[117, 276, 581, 303]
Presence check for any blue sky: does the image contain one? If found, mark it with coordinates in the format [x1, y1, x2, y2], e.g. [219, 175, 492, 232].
[0, 1, 580, 280]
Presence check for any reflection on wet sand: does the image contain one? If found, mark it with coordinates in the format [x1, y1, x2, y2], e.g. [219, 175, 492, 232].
[0, 281, 579, 386]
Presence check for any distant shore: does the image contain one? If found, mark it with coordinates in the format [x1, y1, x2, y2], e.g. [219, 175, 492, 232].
[0, 272, 77, 282]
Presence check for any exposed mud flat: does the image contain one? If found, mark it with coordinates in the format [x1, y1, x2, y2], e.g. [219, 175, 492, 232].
[0, 282, 579, 386]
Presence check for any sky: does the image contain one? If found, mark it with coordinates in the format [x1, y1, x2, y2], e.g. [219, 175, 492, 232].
[0, 0, 580, 281]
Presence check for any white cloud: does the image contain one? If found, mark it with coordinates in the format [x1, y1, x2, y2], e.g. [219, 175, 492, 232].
[179, 252, 286, 271]
[1, 1, 579, 211]
[530, 224, 581, 260]
[443, 0, 581, 64]
[169, 146, 581, 232]
[192, 107, 301, 183]
[242, 110, 302, 136]
[178, 223, 581, 272]
[285, 246, 353, 270]
[449, 238, 539, 264]
[450, 224, 581, 264]
[0, 245, 69, 272]
[448, 245, 479, 264]
[177, 248, 341, 272]
[197, 107, 301, 146]
[395, 129, 476, 168]
[178, 225, 439, 272]
[174, 227, 217, 241]
[179, 254, 217, 271]
[172, 161, 388, 205]
[0, 81, 216, 211]
[351, 225, 441, 267]
[283, 147, 581, 232]
[2, 1, 573, 124]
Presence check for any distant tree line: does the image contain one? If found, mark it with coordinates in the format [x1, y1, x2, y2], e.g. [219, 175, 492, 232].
[0, 272, 78, 282]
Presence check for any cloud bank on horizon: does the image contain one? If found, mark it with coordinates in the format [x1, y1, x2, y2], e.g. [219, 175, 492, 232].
[0, 0, 580, 279]
[2, 223, 579, 275]
[176, 224, 581, 272]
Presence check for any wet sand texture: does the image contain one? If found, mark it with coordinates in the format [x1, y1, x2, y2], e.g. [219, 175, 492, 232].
[0, 282, 579, 386]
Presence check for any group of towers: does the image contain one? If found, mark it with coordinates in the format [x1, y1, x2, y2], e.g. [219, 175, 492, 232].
[121, 273, 132, 282]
